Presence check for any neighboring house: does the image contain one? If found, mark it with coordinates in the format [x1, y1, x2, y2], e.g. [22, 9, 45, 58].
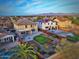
[37, 18, 58, 30]
[72, 24, 79, 35]
[0, 17, 14, 29]
[53, 16, 72, 31]
[0, 29, 15, 43]
[13, 18, 38, 36]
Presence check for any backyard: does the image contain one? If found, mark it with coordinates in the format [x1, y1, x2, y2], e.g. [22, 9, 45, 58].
[34, 34, 49, 45]
[34, 34, 59, 58]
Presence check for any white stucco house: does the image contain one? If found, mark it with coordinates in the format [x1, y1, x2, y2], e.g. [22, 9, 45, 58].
[37, 18, 58, 30]
[13, 18, 38, 37]
[0, 30, 15, 43]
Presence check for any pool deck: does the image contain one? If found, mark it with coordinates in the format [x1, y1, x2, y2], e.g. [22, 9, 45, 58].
[24, 31, 43, 41]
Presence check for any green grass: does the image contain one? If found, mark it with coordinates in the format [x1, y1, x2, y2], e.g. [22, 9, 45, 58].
[52, 35, 57, 38]
[65, 16, 79, 25]
[34, 35, 48, 45]
[61, 16, 79, 25]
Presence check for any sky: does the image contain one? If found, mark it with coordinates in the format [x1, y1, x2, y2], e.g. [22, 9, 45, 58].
[0, 0, 79, 16]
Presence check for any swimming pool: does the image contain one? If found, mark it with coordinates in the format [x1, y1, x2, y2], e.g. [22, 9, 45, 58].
[0, 47, 17, 59]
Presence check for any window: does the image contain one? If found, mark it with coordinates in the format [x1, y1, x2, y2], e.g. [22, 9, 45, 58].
[45, 27, 48, 28]
[21, 32, 25, 34]
[25, 25, 27, 28]
[7, 38, 8, 40]
[56, 22, 57, 25]
[0, 39, 1, 42]
[48, 23, 49, 25]
[4, 38, 6, 42]
[31, 25, 32, 27]
[32, 29, 35, 31]
[51, 23, 53, 25]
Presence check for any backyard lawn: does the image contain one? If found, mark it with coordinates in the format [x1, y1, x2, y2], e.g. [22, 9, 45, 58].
[52, 35, 58, 38]
[34, 34, 49, 45]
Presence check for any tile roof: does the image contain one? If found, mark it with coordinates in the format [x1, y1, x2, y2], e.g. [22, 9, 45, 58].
[38, 18, 51, 23]
[0, 32, 8, 38]
[55, 16, 70, 22]
[15, 18, 36, 25]
[0, 29, 12, 38]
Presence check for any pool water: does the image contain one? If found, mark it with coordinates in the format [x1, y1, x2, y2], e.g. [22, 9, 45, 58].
[0, 49, 16, 59]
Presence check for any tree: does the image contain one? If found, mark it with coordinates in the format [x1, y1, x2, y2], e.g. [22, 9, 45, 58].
[67, 35, 79, 42]
[67, 16, 79, 25]
[10, 43, 38, 59]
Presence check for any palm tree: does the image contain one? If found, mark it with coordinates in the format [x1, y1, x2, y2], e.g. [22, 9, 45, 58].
[10, 43, 38, 59]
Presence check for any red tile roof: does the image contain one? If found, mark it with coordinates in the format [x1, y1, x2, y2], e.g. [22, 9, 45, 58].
[55, 16, 70, 22]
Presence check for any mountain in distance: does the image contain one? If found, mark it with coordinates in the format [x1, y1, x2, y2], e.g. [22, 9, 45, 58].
[30, 13, 79, 16]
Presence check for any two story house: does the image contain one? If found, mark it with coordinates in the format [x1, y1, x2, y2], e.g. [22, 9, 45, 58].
[53, 16, 72, 31]
[0, 29, 15, 43]
[0, 17, 14, 29]
[13, 18, 38, 36]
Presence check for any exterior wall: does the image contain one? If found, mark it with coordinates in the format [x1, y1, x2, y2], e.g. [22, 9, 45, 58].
[33, 24, 38, 31]
[14, 24, 38, 33]
[59, 21, 71, 28]
[14, 24, 26, 31]
[0, 19, 13, 29]
[54, 19, 72, 29]
[37, 22, 42, 28]
[0, 35, 15, 43]
[71, 24, 79, 35]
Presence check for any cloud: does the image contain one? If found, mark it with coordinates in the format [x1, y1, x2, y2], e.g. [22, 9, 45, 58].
[0, 0, 79, 16]
[25, 1, 43, 8]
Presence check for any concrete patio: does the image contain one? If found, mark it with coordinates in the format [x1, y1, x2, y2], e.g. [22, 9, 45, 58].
[24, 31, 43, 41]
